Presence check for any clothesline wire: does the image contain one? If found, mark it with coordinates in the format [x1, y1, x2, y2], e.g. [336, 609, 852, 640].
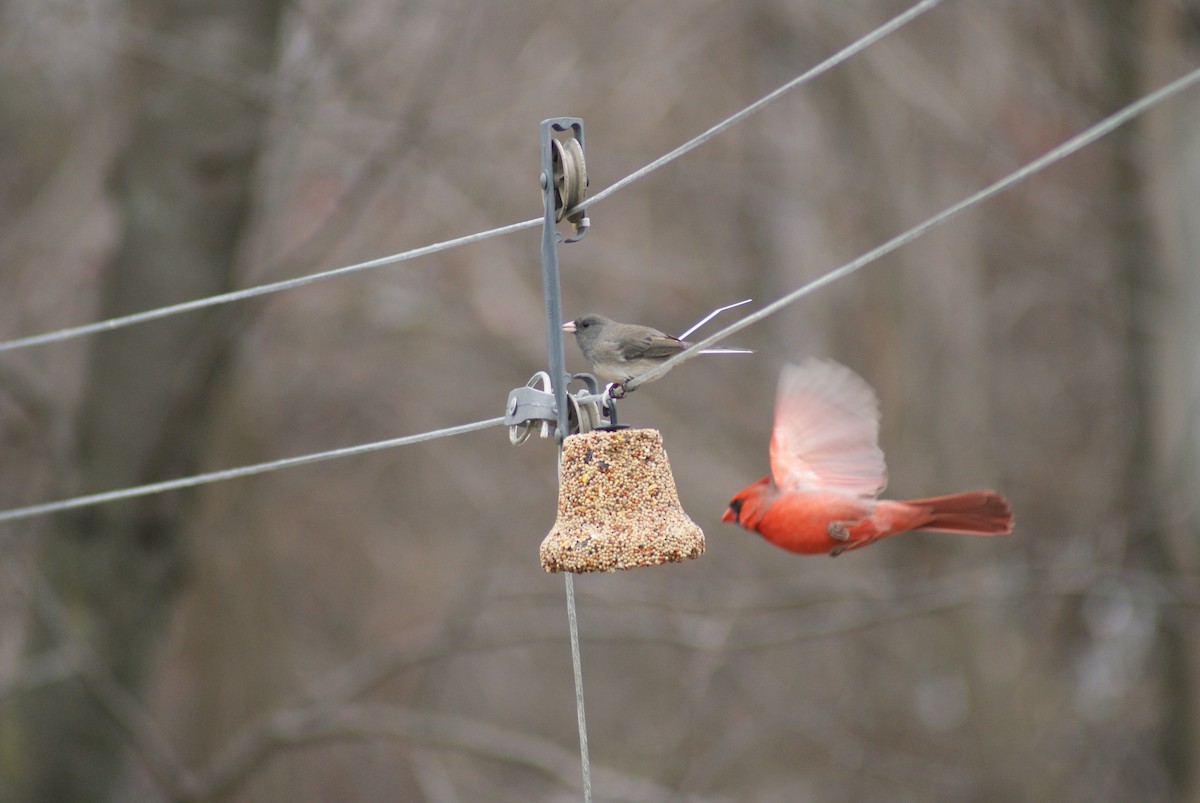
[0, 418, 506, 525]
[621, 63, 1200, 392]
[582, 0, 943, 210]
[3, 7, 1196, 527]
[0, 0, 948, 528]
[2, 65, 1198, 527]
[0, 0, 945, 355]
[0, 223, 541, 353]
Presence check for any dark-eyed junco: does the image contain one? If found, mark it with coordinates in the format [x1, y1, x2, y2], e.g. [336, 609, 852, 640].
[562, 313, 749, 385]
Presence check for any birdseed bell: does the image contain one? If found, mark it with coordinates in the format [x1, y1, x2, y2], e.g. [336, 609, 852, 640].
[541, 428, 705, 573]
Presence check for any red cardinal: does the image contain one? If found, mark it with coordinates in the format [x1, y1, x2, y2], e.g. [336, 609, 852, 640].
[722, 359, 1013, 556]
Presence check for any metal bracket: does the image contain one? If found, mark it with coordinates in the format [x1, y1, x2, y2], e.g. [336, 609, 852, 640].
[541, 119, 589, 243]
[507, 372, 558, 445]
[568, 373, 620, 429]
[535, 118, 588, 446]
[508, 119, 596, 446]
[506, 371, 618, 444]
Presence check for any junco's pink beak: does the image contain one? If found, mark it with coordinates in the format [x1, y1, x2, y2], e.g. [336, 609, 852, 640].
[561, 320, 577, 334]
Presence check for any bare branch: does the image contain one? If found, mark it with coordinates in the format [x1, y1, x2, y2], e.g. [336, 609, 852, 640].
[191, 705, 721, 803]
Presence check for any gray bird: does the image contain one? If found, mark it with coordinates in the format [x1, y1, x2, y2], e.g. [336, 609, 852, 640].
[562, 313, 750, 386]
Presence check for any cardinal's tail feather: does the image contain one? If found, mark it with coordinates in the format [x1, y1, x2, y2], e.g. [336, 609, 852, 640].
[909, 491, 1013, 535]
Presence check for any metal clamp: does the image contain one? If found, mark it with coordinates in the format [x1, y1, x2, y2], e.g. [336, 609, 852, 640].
[568, 373, 620, 430]
[541, 119, 589, 243]
[507, 372, 557, 445]
[509, 118, 597, 448]
[506, 371, 617, 444]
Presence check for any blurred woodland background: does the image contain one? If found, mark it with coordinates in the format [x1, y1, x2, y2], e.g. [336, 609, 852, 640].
[1, 1, 1199, 801]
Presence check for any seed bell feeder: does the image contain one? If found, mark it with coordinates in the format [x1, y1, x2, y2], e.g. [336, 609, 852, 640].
[503, 118, 705, 574]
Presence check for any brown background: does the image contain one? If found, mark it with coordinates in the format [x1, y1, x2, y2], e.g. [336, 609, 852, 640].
[1, 1, 1199, 801]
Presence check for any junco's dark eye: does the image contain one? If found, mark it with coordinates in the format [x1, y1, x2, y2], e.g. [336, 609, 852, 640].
[578, 320, 590, 329]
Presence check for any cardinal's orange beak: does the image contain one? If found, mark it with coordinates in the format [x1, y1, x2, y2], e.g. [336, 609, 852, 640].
[721, 507, 736, 524]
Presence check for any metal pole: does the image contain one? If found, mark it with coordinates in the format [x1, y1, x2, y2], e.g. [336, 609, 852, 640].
[538, 118, 592, 802]
[539, 118, 585, 442]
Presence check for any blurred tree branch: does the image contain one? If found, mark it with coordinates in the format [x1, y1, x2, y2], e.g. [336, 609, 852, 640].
[189, 705, 718, 803]
[0, 0, 287, 799]
[1103, 1, 1197, 796]
[2, 2, 1198, 800]
[137, 562, 1194, 799]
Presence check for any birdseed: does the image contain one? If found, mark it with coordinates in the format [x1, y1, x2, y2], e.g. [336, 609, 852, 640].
[540, 428, 705, 573]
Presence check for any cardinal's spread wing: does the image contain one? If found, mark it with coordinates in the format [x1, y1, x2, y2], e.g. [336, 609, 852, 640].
[769, 359, 887, 498]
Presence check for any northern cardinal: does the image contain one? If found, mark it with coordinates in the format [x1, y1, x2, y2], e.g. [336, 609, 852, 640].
[563, 314, 749, 386]
[722, 359, 1012, 556]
